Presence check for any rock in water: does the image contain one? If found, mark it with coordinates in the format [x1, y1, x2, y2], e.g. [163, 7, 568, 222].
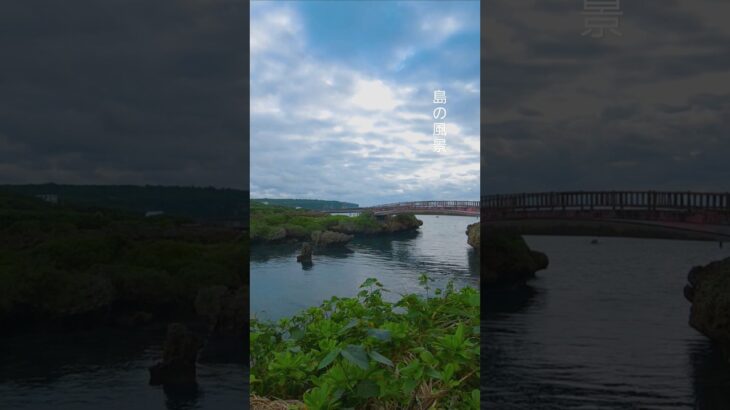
[330, 213, 422, 235]
[381, 214, 423, 233]
[466, 222, 480, 251]
[297, 242, 313, 262]
[149, 323, 201, 386]
[685, 257, 730, 362]
[482, 227, 549, 287]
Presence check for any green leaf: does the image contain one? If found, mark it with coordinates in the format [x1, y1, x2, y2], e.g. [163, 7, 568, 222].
[455, 323, 465, 342]
[360, 278, 378, 288]
[402, 378, 419, 394]
[355, 380, 379, 398]
[368, 350, 394, 367]
[471, 389, 480, 407]
[341, 344, 369, 370]
[427, 368, 442, 380]
[366, 328, 392, 342]
[289, 326, 304, 340]
[338, 319, 359, 335]
[317, 347, 341, 370]
[419, 350, 435, 364]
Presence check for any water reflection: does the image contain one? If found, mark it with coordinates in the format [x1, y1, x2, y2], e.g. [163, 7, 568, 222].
[0, 325, 165, 386]
[163, 384, 200, 410]
[251, 215, 478, 321]
[482, 236, 730, 409]
[483, 285, 538, 315]
[0, 327, 246, 409]
[690, 341, 730, 409]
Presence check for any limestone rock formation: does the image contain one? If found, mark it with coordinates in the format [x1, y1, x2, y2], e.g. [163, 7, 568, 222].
[296, 242, 313, 262]
[482, 227, 549, 287]
[267, 227, 287, 241]
[331, 213, 423, 235]
[381, 214, 423, 233]
[684, 257, 730, 361]
[149, 323, 201, 386]
[311, 230, 353, 247]
[466, 222, 480, 251]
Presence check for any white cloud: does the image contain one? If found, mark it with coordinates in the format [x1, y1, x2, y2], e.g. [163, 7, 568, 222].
[420, 15, 462, 44]
[250, 4, 480, 205]
[349, 78, 401, 111]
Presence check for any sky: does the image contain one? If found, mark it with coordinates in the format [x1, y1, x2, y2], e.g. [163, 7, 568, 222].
[0, 0, 248, 189]
[250, 0, 481, 207]
[482, 0, 730, 195]
[3, 1, 727, 199]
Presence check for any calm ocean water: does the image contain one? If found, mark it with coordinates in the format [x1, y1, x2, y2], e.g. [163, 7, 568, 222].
[0, 324, 247, 409]
[250, 214, 481, 321]
[483, 236, 730, 409]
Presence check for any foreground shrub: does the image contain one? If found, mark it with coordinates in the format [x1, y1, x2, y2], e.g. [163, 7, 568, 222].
[250, 277, 480, 409]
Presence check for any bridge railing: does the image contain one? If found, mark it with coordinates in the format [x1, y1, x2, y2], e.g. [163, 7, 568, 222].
[481, 191, 730, 212]
[372, 200, 481, 209]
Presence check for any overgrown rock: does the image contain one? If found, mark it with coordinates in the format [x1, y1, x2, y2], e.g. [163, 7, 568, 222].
[381, 214, 423, 233]
[482, 227, 549, 287]
[267, 227, 287, 241]
[311, 230, 353, 248]
[466, 222, 480, 251]
[296, 242, 313, 262]
[331, 213, 423, 235]
[149, 323, 201, 386]
[684, 257, 730, 362]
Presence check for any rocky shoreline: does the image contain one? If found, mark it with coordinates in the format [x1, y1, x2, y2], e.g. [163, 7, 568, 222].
[684, 257, 730, 362]
[465, 222, 549, 287]
[252, 211, 423, 247]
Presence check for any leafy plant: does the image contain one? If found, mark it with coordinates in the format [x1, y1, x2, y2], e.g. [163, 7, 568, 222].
[250, 277, 480, 409]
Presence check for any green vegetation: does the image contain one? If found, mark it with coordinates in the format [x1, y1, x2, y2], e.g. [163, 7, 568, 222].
[252, 198, 358, 210]
[0, 190, 246, 329]
[250, 277, 480, 409]
[250, 201, 385, 243]
[1, 184, 248, 221]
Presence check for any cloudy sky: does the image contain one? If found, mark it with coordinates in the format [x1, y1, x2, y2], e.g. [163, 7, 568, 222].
[0, 0, 248, 189]
[250, 1, 480, 207]
[483, 0, 730, 195]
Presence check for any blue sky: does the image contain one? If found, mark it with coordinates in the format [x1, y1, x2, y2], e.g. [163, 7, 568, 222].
[250, 0, 480, 206]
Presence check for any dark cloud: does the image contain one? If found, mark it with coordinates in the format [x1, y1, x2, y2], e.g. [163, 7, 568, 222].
[0, 0, 248, 189]
[482, 0, 730, 195]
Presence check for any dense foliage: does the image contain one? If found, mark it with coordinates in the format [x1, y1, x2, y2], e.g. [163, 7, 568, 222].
[250, 277, 480, 409]
[1, 184, 248, 221]
[0, 190, 246, 328]
[250, 201, 381, 243]
[252, 198, 358, 210]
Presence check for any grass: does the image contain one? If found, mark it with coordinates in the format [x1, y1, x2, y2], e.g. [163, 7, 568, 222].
[250, 276, 480, 409]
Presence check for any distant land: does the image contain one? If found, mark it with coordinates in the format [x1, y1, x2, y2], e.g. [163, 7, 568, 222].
[0, 184, 248, 222]
[251, 198, 358, 210]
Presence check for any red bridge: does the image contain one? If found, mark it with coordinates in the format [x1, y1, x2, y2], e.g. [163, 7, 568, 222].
[327, 191, 730, 240]
[326, 200, 480, 217]
[482, 191, 730, 241]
